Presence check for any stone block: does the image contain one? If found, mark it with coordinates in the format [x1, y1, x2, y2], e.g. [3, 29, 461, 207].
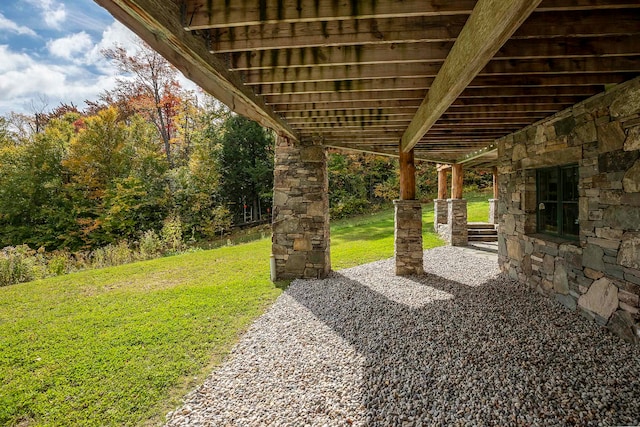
[618, 232, 640, 270]
[553, 116, 576, 137]
[587, 237, 620, 251]
[597, 121, 626, 153]
[578, 277, 619, 320]
[555, 293, 577, 311]
[584, 267, 605, 280]
[595, 227, 624, 240]
[610, 85, 640, 118]
[598, 149, 639, 173]
[607, 310, 639, 344]
[554, 262, 569, 295]
[625, 126, 640, 151]
[603, 205, 640, 230]
[507, 238, 523, 262]
[623, 159, 640, 193]
[512, 143, 527, 161]
[293, 238, 311, 251]
[583, 244, 605, 271]
[285, 253, 307, 274]
[300, 145, 326, 162]
[574, 121, 597, 144]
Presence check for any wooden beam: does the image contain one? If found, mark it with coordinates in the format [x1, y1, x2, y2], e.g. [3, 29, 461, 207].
[209, 9, 640, 53]
[266, 89, 426, 105]
[399, 147, 416, 200]
[325, 143, 447, 163]
[401, 0, 543, 152]
[183, 0, 476, 30]
[451, 164, 464, 199]
[457, 143, 498, 164]
[437, 167, 448, 199]
[254, 72, 638, 95]
[93, 0, 297, 140]
[229, 36, 640, 71]
[184, 0, 640, 30]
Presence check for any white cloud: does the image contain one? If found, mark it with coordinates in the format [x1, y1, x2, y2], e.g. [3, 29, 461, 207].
[47, 32, 93, 61]
[0, 13, 37, 36]
[26, 0, 67, 29]
[0, 44, 117, 115]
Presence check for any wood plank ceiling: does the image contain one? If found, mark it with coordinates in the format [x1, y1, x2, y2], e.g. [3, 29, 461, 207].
[96, 0, 640, 167]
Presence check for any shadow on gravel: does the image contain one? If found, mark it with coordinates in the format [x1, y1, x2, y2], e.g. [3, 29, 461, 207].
[287, 271, 640, 426]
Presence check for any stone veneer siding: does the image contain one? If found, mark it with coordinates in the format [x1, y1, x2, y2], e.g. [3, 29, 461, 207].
[488, 199, 498, 224]
[498, 77, 640, 343]
[433, 199, 448, 231]
[272, 136, 330, 280]
[394, 200, 424, 275]
[446, 199, 468, 246]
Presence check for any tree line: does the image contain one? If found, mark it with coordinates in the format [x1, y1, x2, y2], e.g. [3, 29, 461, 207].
[0, 41, 493, 253]
[0, 42, 273, 251]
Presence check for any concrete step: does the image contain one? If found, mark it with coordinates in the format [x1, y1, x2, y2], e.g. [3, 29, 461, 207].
[468, 229, 498, 236]
[467, 222, 497, 230]
[468, 235, 499, 242]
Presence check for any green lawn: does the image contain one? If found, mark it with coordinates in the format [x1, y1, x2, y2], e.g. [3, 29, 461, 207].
[0, 195, 489, 426]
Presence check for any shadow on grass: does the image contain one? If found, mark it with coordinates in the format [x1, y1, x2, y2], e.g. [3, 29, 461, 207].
[287, 269, 640, 425]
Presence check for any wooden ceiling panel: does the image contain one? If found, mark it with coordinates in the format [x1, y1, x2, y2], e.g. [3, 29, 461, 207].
[96, 0, 640, 164]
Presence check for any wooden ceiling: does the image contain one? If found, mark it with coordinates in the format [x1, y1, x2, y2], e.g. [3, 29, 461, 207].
[95, 0, 640, 167]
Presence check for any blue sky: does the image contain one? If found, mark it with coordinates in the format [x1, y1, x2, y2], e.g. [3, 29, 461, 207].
[0, 0, 198, 115]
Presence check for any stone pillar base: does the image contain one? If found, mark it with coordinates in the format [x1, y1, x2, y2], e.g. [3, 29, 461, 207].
[445, 199, 468, 246]
[394, 200, 424, 276]
[272, 137, 330, 280]
[433, 199, 448, 232]
[488, 198, 498, 224]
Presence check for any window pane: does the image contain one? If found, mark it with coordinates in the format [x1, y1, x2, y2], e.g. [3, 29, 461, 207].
[539, 168, 558, 201]
[539, 202, 558, 233]
[562, 166, 579, 202]
[563, 202, 579, 237]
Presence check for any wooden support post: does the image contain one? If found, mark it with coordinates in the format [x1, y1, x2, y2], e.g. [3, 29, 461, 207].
[399, 146, 416, 200]
[452, 163, 463, 199]
[438, 168, 448, 199]
[492, 166, 499, 199]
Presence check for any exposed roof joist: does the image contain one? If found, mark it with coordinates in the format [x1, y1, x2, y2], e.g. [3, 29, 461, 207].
[96, 0, 640, 164]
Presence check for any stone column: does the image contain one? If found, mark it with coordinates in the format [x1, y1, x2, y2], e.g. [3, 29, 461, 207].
[394, 200, 424, 275]
[272, 136, 330, 280]
[395, 147, 423, 276]
[433, 165, 449, 231]
[442, 163, 468, 245]
[447, 199, 468, 246]
[489, 166, 499, 224]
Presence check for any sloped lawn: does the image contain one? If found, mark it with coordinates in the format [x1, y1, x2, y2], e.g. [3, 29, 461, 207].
[0, 196, 489, 426]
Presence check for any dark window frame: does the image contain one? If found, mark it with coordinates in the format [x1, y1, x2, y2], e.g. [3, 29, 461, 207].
[536, 164, 579, 240]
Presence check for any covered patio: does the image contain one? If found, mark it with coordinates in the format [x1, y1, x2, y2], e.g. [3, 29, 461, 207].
[165, 246, 640, 425]
[94, 0, 640, 341]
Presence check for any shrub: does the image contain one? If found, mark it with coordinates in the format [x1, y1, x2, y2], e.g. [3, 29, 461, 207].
[47, 254, 68, 276]
[330, 197, 372, 219]
[161, 215, 184, 253]
[139, 230, 163, 259]
[0, 245, 45, 286]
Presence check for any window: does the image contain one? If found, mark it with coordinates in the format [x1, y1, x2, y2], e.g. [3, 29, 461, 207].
[536, 164, 579, 239]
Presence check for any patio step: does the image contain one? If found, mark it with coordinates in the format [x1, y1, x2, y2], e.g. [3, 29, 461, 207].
[468, 223, 498, 242]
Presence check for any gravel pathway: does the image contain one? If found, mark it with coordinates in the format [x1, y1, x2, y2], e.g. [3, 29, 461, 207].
[166, 246, 640, 426]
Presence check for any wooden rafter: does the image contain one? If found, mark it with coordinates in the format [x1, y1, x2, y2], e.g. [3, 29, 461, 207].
[94, 0, 297, 140]
[403, 0, 546, 151]
[95, 0, 640, 167]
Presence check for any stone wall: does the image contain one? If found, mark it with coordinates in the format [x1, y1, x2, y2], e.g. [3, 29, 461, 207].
[394, 200, 424, 275]
[272, 136, 330, 280]
[498, 77, 640, 343]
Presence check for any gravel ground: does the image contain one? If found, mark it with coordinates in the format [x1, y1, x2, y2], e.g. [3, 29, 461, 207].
[165, 246, 640, 426]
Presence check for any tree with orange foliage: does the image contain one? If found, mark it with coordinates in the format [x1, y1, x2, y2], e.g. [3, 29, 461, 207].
[101, 42, 183, 167]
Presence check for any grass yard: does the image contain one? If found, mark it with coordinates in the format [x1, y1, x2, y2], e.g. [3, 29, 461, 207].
[0, 195, 489, 426]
